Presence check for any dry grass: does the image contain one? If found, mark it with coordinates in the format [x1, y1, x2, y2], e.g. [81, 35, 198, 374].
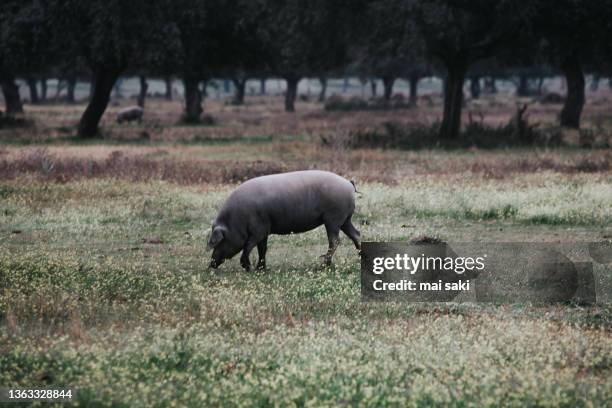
[1, 89, 611, 186]
[0, 144, 610, 185]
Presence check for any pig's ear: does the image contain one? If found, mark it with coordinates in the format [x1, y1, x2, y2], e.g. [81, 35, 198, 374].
[207, 226, 225, 249]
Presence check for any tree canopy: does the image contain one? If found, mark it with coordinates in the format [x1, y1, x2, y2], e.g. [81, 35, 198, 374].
[1, 0, 611, 137]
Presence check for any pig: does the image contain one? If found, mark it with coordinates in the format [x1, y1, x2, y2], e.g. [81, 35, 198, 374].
[207, 170, 361, 270]
[116, 106, 144, 124]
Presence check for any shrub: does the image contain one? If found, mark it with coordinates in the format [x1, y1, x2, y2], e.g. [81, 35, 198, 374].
[349, 105, 560, 150]
[538, 92, 564, 104]
[177, 113, 216, 126]
[322, 94, 345, 111]
[350, 121, 440, 149]
[324, 94, 413, 112]
[0, 113, 33, 129]
[324, 95, 368, 111]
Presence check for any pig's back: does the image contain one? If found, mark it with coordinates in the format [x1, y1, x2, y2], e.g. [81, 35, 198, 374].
[226, 170, 355, 234]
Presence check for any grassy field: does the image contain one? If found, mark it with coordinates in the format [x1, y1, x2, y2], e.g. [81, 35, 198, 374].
[1, 94, 611, 406]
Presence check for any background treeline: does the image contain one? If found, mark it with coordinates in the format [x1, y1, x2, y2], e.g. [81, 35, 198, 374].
[1, 0, 612, 139]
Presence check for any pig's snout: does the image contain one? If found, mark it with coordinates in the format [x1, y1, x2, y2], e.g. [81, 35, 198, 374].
[209, 258, 224, 269]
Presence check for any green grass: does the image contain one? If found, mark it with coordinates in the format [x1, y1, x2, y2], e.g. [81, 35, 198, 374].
[1, 174, 611, 406]
[0, 185, 16, 198]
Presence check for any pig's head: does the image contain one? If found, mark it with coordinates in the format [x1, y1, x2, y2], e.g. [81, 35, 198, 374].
[207, 224, 243, 268]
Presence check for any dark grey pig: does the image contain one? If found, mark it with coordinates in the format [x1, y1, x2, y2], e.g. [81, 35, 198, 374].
[207, 170, 360, 270]
[116, 106, 144, 124]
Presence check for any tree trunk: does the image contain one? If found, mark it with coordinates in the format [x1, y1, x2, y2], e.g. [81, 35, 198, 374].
[55, 79, 65, 99]
[183, 77, 202, 122]
[77, 68, 120, 138]
[439, 63, 467, 140]
[382, 76, 395, 101]
[284, 77, 299, 112]
[536, 77, 544, 95]
[1, 77, 24, 115]
[560, 55, 585, 129]
[26, 77, 39, 104]
[137, 75, 148, 108]
[469, 77, 480, 99]
[370, 79, 377, 97]
[483, 77, 497, 94]
[409, 75, 419, 105]
[590, 74, 600, 92]
[112, 77, 123, 99]
[318, 76, 327, 102]
[40, 78, 48, 101]
[259, 78, 266, 95]
[517, 75, 529, 96]
[342, 77, 349, 93]
[164, 77, 172, 100]
[66, 75, 77, 103]
[231, 77, 246, 105]
[164, 76, 172, 101]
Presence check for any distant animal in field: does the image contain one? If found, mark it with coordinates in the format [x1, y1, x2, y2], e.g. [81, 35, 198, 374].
[207, 170, 361, 271]
[116, 106, 144, 124]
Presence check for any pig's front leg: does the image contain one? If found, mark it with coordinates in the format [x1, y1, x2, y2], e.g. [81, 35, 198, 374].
[240, 237, 258, 271]
[256, 237, 268, 270]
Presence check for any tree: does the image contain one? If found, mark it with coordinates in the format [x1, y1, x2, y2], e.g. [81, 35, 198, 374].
[164, 77, 173, 100]
[507, 66, 555, 97]
[354, 0, 427, 102]
[534, 0, 601, 129]
[411, 0, 536, 139]
[0, 0, 51, 115]
[50, 0, 174, 137]
[124, 13, 181, 110]
[225, 4, 268, 106]
[137, 75, 148, 108]
[257, 0, 355, 112]
[0, 78, 22, 114]
[173, 0, 237, 121]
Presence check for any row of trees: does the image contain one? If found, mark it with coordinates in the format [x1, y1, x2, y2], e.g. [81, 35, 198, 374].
[1, 0, 611, 139]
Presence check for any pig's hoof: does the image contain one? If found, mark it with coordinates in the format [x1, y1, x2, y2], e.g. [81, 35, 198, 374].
[319, 255, 333, 267]
[317, 262, 335, 271]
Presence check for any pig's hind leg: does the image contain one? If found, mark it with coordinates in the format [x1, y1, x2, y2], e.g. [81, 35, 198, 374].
[341, 216, 361, 250]
[321, 222, 341, 266]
